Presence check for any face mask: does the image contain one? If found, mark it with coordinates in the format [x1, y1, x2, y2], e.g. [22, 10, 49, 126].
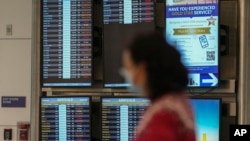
[119, 68, 141, 94]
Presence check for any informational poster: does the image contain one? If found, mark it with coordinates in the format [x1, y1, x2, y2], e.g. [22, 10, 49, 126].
[166, 0, 219, 87]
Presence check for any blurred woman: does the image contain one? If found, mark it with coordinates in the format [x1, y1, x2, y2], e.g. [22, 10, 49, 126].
[121, 32, 196, 141]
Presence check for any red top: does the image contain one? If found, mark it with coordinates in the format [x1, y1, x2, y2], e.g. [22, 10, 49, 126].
[133, 94, 196, 141]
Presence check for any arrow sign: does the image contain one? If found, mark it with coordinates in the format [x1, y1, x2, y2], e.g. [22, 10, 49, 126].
[202, 73, 218, 86]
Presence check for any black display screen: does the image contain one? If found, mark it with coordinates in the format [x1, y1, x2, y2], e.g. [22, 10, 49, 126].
[103, 0, 155, 87]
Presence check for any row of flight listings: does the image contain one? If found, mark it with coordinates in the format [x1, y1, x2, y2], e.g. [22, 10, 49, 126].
[40, 96, 221, 141]
[42, 0, 220, 88]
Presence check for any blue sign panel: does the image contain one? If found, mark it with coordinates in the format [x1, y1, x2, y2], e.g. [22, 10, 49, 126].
[200, 73, 218, 86]
[1, 96, 26, 107]
[165, 0, 219, 87]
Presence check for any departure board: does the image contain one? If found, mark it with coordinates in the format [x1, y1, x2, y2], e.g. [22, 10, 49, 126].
[40, 97, 91, 141]
[101, 97, 221, 141]
[103, 0, 155, 87]
[101, 97, 150, 141]
[103, 0, 154, 24]
[42, 0, 92, 87]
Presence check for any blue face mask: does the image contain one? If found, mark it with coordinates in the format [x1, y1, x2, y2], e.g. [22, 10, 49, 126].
[119, 68, 141, 94]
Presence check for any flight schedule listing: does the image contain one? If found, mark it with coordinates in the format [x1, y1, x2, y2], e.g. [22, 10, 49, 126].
[40, 97, 91, 141]
[42, 0, 92, 87]
[101, 98, 150, 141]
[103, 0, 154, 24]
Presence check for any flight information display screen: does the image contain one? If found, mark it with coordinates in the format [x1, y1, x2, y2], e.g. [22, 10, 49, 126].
[101, 97, 150, 140]
[165, 0, 219, 87]
[101, 97, 221, 141]
[42, 0, 92, 87]
[103, 0, 155, 87]
[40, 97, 91, 141]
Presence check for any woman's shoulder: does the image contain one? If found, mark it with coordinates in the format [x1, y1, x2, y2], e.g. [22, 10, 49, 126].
[135, 109, 196, 141]
[156, 94, 196, 129]
[137, 94, 195, 135]
[148, 109, 181, 129]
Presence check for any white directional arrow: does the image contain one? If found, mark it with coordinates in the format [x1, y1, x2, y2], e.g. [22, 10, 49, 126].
[202, 73, 218, 86]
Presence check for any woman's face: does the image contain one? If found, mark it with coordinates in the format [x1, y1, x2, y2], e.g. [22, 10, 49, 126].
[122, 50, 147, 95]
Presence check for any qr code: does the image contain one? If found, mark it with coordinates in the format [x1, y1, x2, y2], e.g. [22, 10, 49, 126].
[206, 51, 215, 61]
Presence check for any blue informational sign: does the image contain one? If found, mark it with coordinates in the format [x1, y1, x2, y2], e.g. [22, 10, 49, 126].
[1, 96, 26, 107]
[165, 0, 219, 87]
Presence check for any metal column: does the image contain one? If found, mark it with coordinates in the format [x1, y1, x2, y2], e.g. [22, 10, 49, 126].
[30, 0, 41, 140]
[238, 0, 250, 124]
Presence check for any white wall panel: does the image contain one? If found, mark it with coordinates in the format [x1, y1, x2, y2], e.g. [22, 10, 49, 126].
[0, 39, 31, 141]
[0, 0, 32, 38]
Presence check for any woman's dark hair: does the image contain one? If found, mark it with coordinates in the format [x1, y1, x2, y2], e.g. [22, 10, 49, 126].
[125, 32, 189, 100]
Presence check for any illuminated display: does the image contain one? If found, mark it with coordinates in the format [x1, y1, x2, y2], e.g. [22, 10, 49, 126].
[101, 97, 220, 141]
[40, 97, 91, 141]
[42, 0, 92, 87]
[165, 0, 219, 87]
[103, 0, 154, 24]
[103, 0, 155, 87]
[190, 98, 220, 141]
[101, 97, 149, 140]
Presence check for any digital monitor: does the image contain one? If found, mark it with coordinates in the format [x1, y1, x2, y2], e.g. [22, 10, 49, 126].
[41, 0, 92, 87]
[40, 96, 91, 141]
[165, 0, 219, 87]
[101, 97, 221, 141]
[103, 0, 155, 87]
[101, 97, 150, 140]
[190, 98, 221, 141]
